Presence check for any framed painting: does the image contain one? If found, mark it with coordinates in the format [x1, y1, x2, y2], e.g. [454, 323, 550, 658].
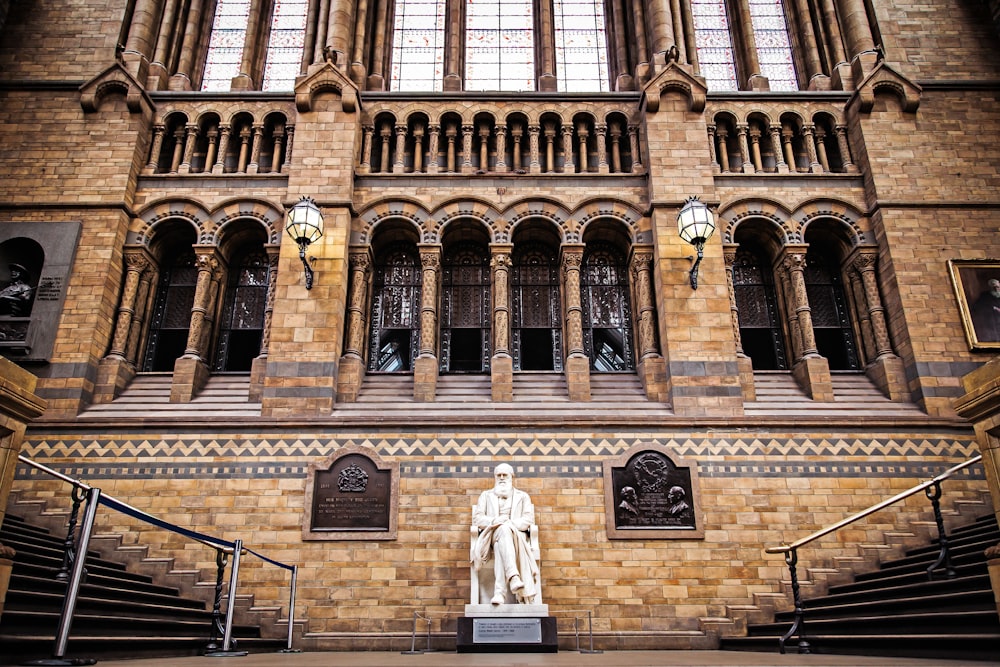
[948, 259, 1000, 350]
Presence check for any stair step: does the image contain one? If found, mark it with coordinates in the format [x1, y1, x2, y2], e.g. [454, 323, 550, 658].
[721, 633, 1000, 661]
[753, 609, 1000, 636]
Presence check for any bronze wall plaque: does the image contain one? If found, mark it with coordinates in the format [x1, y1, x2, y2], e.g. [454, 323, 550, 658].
[303, 445, 399, 540]
[604, 442, 704, 539]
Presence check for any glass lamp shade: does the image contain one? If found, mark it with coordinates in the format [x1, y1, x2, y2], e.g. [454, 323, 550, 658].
[677, 197, 716, 248]
[285, 197, 324, 246]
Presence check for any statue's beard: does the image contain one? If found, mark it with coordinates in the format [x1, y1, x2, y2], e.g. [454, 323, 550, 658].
[494, 480, 512, 498]
[991, 289, 1000, 298]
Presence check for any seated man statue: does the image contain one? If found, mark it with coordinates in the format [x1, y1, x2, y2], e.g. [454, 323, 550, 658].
[471, 463, 541, 605]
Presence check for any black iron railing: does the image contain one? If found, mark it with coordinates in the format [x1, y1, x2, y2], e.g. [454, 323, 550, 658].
[764, 454, 983, 655]
[14, 454, 300, 665]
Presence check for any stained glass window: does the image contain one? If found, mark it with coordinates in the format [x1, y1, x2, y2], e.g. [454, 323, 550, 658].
[202, 0, 251, 91]
[466, 0, 535, 91]
[691, 0, 738, 90]
[748, 0, 798, 91]
[262, 0, 308, 91]
[554, 0, 609, 92]
[390, 0, 446, 91]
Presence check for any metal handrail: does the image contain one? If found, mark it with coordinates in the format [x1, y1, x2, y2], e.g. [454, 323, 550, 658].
[765, 454, 982, 555]
[15, 454, 300, 662]
[763, 454, 983, 656]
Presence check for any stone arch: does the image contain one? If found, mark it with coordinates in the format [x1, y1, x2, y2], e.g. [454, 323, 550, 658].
[570, 199, 643, 245]
[720, 199, 795, 243]
[504, 199, 571, 243]
[794, 199, 866, 246]
[356, 200, 432, 245]
[134, 199, 210, 246]
[432, 199, 503, 243]
[208, 199, 284, 245]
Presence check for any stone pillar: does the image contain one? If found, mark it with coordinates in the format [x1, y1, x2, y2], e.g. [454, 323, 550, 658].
[0, 358, 47, 618]
[327, 0, 356, 72]
[96, 248, 154, 403]
[814, 128, 830, 172]
[770, 125, 788, 173]
[442, 0, 464, 91]
[609, 123, 622, 173]
[445, 124, 458, 172]
[789, 0, 824, 86]
[366, 0, 389, 89]
[237, 126, 252, 172]
[359, 125, 374, 174]
[781, 126, 797, 172]
[490, 245, 514, 402]
[249, 246, 280, 403]
[337, 248, 373, 403]
[737, 124, 753, 173]
[576, 122, 590, 173]
[952, 359, 1000, 620]
[282, 125, 295, 172]
[715, 128, 730, 173]
[169, 0, 208, 90]
[414, 245, 441, 402]
[849, 247, 907, 401]
[528, 124, 541, 174]
[835, 0, 878, 79]
[628, 125, 642, 173]
[413, 125, 425, 173]
[707, 125, 720, 173]
[647, 0, 676, 73]
[394, 124, 408, 172]
[561, 244, 591, 401]
[802, 124, 823, 173]
[427, 124, 441, 174]
[169, 127, 185, 173]
[171, 247, 221, 403]
[749, 128, 764, 172]
[781, 246, 833, 401]
[461, 124, 475, 173]
[247, 124, 264, 174]
[478, 124, 491, 172]
[270, 127, 285, 174]
[723, 245, 756, 401]
[537, 0, 557, 90]
[213, 124, 231, 174]
[835, 125, 858, 173]
[145, 124, 165, 173]
[181, 124, 201, 173]
[380, 122, 393, 173]
[231, 0, 268, 89]
[511, 124, 524, 172]
[124, 0, 162, 83]
[561, 125, 576, 173]
[350, 0, 371, 85]
[630, 248, 667, 401]
[595, 123, 609, 174]
[494, 125, 508, 173]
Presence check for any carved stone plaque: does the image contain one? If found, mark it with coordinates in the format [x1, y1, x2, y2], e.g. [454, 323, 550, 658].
[303, 445, 398, 541]
[604, 442, 704, 539]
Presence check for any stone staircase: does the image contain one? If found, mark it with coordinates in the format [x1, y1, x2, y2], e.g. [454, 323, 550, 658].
[0, 510, 286, 664]
[719, 513, 1000, 661]
[77, 373, 262, 421]
[744, 371, 928, 419]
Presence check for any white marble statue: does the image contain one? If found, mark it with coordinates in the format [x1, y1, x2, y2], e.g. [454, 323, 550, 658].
[471, 463, 541, 605]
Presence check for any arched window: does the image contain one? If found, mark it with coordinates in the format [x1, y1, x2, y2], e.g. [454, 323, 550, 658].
[691, 0, 797, 91]
[554, 0, 610, 92]
[512, 242, 563, 371]
[805, 249, 859, 370]
[213, 249, 270, 372]
[733, 246, 787, 370]
[390, 0, 446, 91]
[202, 0, 252, 91]
[582, 242, 634, 371]
[143, 251, 197, 372]
[466, 0, 535, 91]
[440, 242, 491, 372]
[262, 0, 309, 91]
[368, 243, 422, 372]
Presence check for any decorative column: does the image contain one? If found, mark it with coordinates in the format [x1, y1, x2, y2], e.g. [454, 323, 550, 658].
[789, 0, 825, 85]
[413, 125, 426, 173]
[249, 245, 280, 402]
[337, 248, 374, 403]
[490, 245, 514, 402]
[706, 125, 720, 173]
[121, 0, 162, 81]
[724, 244, 755, 401]
[561, 125, 576, 173]
[169, 127, 185, 173]
[169, 0, 209, 90]
[781, 246, 833, 401]
[414, 245, 441, 402]
[350, 0, 372, 85]
[802, 124, 823, 173]
[327, 0, 357, 72]
[461, 124, 474, 173]
[427, 124, 441, 174]
[737, 124, 753, 173]
[595, 123, 609, 174]
[528, 124, 541, 174]
[394, 124, 408, 172]
[609, 123, 622, 173]
[494, 125, 508, 173]
[442, 0, 464, 90]
[178, 124, 198, 174]
[849, 247, 907, 400]
[536, 0, 557, 90]
[835, 125, 858, 172]
[478, 124, 491, 172]
[749, 128, 764, 172]
[445, 124, 458, 172]
[237, 126, 252, 173]
[232, 0, 268, 89]
[770, 125, 788, 173]
[647, 0, 676, 72]
[204, 128, 220, 175]
[380, 123, 392, 173]
[96, 248, 154, 403]
[543, 123, 557, 173]
[628, 125, 643, 173]
[247, 124, 264, 174]
[576, 122, 590, 173]
[511, 124, 524, 172]
[715, 128, 730, 173]
[781, 126, 797, 172]
[630, 248, 668, 401]
[269, 127, 285, 173]
[282, 125, 295, 172]
[561, 244, 591, 401]
[145, 124, 165, 173]
[171, 247, 222, 403]
[814, 128, 830, 172]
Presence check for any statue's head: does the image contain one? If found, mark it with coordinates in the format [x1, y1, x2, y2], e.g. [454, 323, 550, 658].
[667, 486, 685, 503]
[990, 278, 1000, 297]
[8, 264, 27, 281]
[493, 463, 514, 493]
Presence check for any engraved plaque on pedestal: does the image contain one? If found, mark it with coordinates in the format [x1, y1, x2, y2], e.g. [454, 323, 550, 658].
[604, 442, 704, 539]
[303, 445, 398, 541]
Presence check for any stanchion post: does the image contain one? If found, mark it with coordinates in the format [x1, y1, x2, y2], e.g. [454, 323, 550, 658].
[279, 565, 300, 653]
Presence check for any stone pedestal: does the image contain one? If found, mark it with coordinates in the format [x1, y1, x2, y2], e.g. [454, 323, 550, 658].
[413, 354, 438, 402]
[491, 354, 513, 402]
[170, 355, 210, 402]
[793, 354, 833, 401]
[459, 605, 556, 653]
[94, 354, 136, 403]
[565, 354, 591, 402]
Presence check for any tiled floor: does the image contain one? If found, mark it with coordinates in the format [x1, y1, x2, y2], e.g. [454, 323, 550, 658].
[86, 650, 999, 667]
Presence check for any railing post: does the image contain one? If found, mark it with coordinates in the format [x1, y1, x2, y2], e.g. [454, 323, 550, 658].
[279, 564, 300, 653]
[56, 486, 86, 582]
[28, 488, 101, 666]
[205, 548, 228, 653]
[925, 481, 957, 579]
[778, 547, 810, 654]
[221, 539, 246, 654]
